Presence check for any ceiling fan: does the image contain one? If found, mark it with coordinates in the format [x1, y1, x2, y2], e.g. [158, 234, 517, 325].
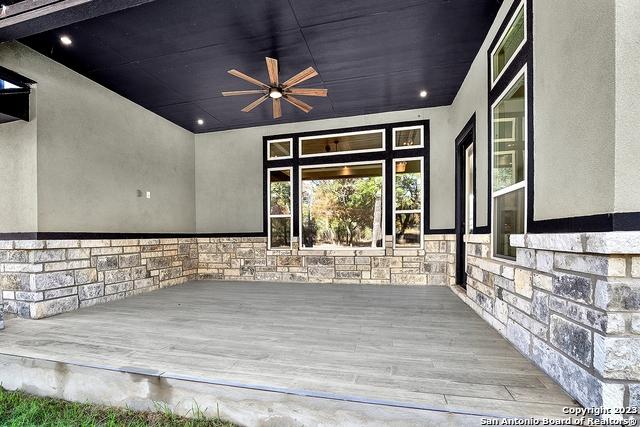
[222, 57, 327, 119]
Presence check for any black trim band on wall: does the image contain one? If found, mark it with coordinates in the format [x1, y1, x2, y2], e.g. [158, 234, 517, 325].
[4, 211, 640, 242]
[425, 228, 455, 235]
[0, 231, 267, 241]
[528, 212, 640, 234]
[263, 119, 431, 240]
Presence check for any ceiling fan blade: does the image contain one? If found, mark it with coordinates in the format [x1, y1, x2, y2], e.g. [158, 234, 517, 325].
[228, 69, 269, 88]
[241, 95, 269, 112]
[273, 98, 282, 119]
[283, 95, 313, 113]
[282, 67, 318, 88]
[285, 88, 328, 97]
[266, 57, 279, 86]
[222, 89, 268, 96]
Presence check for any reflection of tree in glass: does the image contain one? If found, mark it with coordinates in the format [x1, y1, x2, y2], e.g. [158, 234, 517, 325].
[271, 217, 290, 247]
[395, 172, 421, 239]
[395, 173, 420, 210]
[395, 213, 420, 245]
[303, 177, 382, 247]
[270, 182, 291, 215]
[302, 217, 317, 247]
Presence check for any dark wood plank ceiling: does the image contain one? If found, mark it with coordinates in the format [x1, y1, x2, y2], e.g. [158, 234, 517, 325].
[20, 0, 501, 133]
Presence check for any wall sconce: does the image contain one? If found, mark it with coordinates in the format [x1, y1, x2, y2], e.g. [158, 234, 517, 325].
[396, 161, 407, 173]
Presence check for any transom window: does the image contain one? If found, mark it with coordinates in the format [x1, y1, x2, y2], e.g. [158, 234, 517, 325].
[265, 122, 428, 251]
[393, 126, 424, 150]
[299, 129, 384, 157]
[267, 138, 292, 160]
[491, 0, 526, 86]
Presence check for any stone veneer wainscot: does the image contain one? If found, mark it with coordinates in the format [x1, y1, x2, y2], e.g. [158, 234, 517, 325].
[0, 235, 455, 319]
[197, 235, 456, 286]
[453, 232, 640, 415]
[0, 238, 198, 319]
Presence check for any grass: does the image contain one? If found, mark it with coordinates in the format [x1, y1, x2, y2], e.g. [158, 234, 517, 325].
[0, 387, 238, 427]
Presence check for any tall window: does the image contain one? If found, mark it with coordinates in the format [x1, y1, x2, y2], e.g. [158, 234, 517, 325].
[491, 1, 526, 86]
[268, 168, 292, 249]
[300, 162, 384, 249]
[492, 70, 526, 259]
[393, 158, 423, 248]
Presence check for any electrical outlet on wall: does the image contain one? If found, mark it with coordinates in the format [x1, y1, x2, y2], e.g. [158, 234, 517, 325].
[137, 189, 151, 198]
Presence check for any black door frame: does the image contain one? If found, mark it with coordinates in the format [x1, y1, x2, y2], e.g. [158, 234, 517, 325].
[454, 114, 476, 288]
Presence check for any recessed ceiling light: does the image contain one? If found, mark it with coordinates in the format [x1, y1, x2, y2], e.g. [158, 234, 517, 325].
[419, 90, 428, 98]
[197, 119, 204, 125]
[60, 35, 72, 46]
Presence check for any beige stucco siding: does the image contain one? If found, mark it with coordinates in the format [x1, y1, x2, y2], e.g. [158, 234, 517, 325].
[0, 42, 196, 233]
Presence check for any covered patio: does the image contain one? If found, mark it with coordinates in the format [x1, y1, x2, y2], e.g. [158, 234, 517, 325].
[0, 281, 577, 425]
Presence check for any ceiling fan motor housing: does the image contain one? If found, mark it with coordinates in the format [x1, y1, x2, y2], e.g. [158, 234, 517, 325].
[269, 87, 283, 99]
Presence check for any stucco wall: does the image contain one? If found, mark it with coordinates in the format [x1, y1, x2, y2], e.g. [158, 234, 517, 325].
[0, 92, 37, 232]
[614, 0, 640, 214]
[0, 42, 196, 233]
[533, 0, 616, 221]
[195, 107, 451, 233]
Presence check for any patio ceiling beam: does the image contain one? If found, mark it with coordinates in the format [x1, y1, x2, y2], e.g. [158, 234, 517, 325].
[0, 0, 157, 41]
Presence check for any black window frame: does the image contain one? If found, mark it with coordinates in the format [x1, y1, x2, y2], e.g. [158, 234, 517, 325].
[263, 119, 431, 247]
[486, 0, 533, 254]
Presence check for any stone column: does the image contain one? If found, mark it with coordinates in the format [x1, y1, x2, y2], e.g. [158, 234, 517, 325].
[512, 232, 640, 412]
[455, 231, 640, 415]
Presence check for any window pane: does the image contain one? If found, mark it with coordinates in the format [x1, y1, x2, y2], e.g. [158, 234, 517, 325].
[494, 188, 525, 259]
[395, 213, 421, 248]
[493, 75, 525, 192]
[394, 127, 422, 148]
[492, 5, 525, 81]
[465, 145, 474, 235]
[269, 169, 291, 215]
[270, 217, 291, 248]
[0, 79, 20, 90]
[395, 160, 422, 210]
[269, 140, 290, 158]
[301, 131, 383, 156]
[301, 163, 383, 249]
